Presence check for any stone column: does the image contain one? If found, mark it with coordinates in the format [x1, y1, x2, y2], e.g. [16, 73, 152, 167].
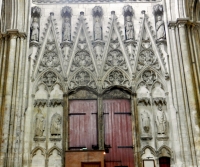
[177, 18, 199, 167]
[131, 93, 141, 167]
[63, 93, 69, 167]
[0, 30, 18, 167]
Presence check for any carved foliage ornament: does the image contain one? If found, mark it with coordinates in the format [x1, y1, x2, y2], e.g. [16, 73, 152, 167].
[105, 50, 127, 71]
[137, 50, 160, 71]
[69, 71, 96, 89]
[142, 70, 156, 87]
[42, 71, 57, 87]
[38, 41, 62, 73]
[71, 51, 94, 72]
[104, 70, 130, 88]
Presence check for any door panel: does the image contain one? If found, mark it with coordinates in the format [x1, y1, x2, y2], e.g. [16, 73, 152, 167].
[82, 162, 101, 167]
[69, 100, 97, 150]
[103, 99, 134, 167]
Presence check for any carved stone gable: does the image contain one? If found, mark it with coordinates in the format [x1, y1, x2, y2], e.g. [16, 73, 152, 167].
[33, 13, 64, 78]
[134, 13, 167, 76]
[101, 12, 132, 76]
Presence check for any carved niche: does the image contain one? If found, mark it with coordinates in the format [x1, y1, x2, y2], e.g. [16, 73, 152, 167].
[141, 110, 152, 140]
[92, 6, 103, 41]
[70, 51, 94, 72]
[61, 6, 72, 42]
[156, 105, 168, 140]
[30, 6, 41, 42]
[103, 69, 130, 88]
[69, 70, 97, 90]
[34, 108, 45, 141]
[153, 4, 166, 42]
[123, 5, 134, 40]
[50, 113, 62, 141]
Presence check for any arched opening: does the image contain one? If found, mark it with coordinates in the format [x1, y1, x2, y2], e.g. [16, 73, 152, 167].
[159, 157, 170, 167]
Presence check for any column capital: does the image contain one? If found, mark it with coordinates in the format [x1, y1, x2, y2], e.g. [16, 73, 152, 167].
[0, 29, 27, 39]
[176, 18, 189, 28]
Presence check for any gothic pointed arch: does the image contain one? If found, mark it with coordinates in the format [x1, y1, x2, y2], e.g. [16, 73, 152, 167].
[68, 67, 97, 91]
[141, 145, 156, 157]
[157, 145, 172, 158]
[66, 12, 98, 77]
[102, 67, 131, 90]
[33, 13, 65, 78]
[47, 146, 62, 157]
[33, 69, 65, 94]
[134, 12, 167, 77]
[101, 11, 132, 76]
[31, 146, 46, 157]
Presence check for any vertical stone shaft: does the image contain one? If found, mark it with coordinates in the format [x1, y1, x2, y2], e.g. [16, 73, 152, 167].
[7, 36, 20, 167]
[63, 93, 68, 167]
[177, 20, 198, 166]
[168, 23, 183, 165]
[98, 96, 103, 150]
[0, 31, 18, 167]
[132, 94, 140, 167]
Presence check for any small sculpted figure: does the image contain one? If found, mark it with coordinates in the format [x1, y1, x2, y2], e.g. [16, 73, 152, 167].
[156, 105, 167, 135]
[63, 17, 71, 41]
[125, 16, 134, 40]
[35, 109, 45, 137]
[50, 114, 62, 136]
[141, 111, 150, 133]
[156, 16, 166, 41]
[94, 16, 102, 40]
[31, 17, 39, 41]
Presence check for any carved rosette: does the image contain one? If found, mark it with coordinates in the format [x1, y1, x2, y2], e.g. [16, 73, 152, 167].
[38, 40, 62, 73]
[142, 70, 156, 88]
[69, 70, 97, 90]
[42, 71, 57, 87]
[104, 50, 127, 72]
[103, 70, 130, 88]
[70, 51, 95, 72]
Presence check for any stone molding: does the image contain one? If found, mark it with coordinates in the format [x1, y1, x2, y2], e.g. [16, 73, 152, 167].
[168, 18, 200, 28]
[32, 0, 161, 3]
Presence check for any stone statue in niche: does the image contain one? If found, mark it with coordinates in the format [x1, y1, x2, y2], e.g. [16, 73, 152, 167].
[155, 15, 166, 41]
[141, 111, 150, 133]
[30, 17, 39, 41]
[50, 113, 62, 136]
[35, 109, 45, 137]
[125, 16, 134, 40]
[62, 17, 71, 41]
[156, 105, 167, 135]
[94, 16, 102, 40]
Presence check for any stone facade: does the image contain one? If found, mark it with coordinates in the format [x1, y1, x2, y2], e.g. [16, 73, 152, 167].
[0, 0, 200, 167]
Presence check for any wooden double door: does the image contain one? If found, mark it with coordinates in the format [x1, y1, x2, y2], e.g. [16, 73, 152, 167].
[69, 99, 134, 167]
